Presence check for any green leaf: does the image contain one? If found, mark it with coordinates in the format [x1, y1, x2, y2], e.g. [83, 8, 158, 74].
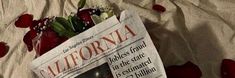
[55, 17, 75, 32]
[68, 16, 85, 33]
[50, 21, 67, 36]
[78, 0, 86, 9]
[63, 30, 77, 38]
[50, 21, 76, 38]
[68, 15, 76, 31]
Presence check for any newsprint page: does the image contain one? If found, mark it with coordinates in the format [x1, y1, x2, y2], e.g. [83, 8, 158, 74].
[30, 10, 167, 78]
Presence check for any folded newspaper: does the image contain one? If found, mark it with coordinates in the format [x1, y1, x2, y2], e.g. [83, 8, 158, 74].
[30, 10, 166, 78]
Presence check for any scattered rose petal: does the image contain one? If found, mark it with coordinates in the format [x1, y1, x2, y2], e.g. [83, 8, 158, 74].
[166, 62, 202, 78]
[152, 4, 166, 13]
[0, 42, 9, 58]
[15, 14, 33, 28]
[221, 59, 235, 78]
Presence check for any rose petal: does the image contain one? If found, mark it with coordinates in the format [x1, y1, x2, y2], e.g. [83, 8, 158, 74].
[0, 42, 9, 58]
[166, 62, 202, 78]
[23, 30, 37, 51]
[221, 59, 235, 78]
[152, 4, 166, 13]
[23, 31, 33, 51]
[15, 14, 33, 28]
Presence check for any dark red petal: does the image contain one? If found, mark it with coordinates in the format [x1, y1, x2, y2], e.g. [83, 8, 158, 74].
[23, 30, 37, 51]
[30, 30, 37, 38]
[152, 4, 166, 13]
[0, 42, 9, 58]
[221, 59, 235, 78]
[23, 31, 33, 51]
[15, 14, 33, 28]
[166, 62, 202, 78]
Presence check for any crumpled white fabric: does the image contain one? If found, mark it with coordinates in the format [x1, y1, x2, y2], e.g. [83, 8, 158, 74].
[0, 0, 235, 78]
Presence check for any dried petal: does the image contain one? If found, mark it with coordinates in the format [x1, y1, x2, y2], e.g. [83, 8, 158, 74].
[221, 59, 235, 78]
[152, 4, 166, 13]
[23, 31, 33, 51]
[0, 42, 9, 58]
[23, 30, 37, 51]
[15, 14, 33, 28]
[166, 62, 202, 78]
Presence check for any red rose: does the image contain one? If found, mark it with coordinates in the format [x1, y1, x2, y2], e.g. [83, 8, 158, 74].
[36, 28, 67, 56]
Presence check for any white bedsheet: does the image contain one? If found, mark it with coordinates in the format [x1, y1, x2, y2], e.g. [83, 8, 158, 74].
[0, 0, 235, 78]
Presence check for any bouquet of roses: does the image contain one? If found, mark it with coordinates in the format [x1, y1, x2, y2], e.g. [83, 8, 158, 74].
[15, 0, 114, 57]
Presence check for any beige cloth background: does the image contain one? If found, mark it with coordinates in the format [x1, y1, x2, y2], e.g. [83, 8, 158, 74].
[0, 0, 235, 78]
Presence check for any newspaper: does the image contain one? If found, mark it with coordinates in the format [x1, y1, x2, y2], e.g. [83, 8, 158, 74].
[30, 10, 166, 78]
